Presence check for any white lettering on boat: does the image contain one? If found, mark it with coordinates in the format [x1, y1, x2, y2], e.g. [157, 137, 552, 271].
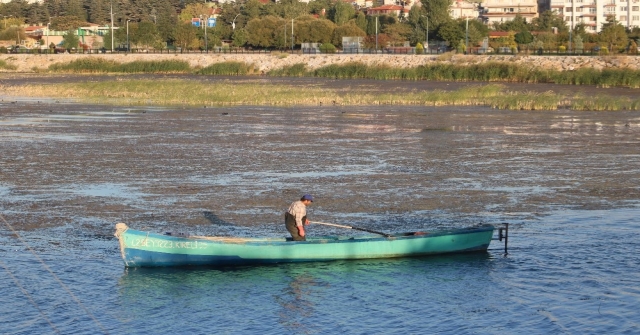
[129, 238, 208, 250]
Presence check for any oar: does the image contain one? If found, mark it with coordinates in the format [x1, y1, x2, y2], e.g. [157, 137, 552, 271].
[311, 221, 392, 237]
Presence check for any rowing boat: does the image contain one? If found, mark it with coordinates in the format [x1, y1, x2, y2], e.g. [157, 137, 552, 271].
[114, 223, 496, 267]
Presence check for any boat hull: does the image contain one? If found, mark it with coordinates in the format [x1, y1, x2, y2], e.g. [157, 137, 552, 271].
[114, 223, 495, 267]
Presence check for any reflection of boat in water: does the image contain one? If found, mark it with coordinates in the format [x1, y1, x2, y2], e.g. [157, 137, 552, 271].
[115, 222, 503, 268]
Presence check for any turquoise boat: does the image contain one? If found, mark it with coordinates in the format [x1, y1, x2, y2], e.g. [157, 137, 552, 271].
[114, 223, 499, 267]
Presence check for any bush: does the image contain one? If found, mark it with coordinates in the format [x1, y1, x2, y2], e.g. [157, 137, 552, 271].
[415, 42, 424, 55]
[319, 43, 336, 54]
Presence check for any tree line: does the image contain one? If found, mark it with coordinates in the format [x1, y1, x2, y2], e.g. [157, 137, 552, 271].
[1, 0, 639, 53]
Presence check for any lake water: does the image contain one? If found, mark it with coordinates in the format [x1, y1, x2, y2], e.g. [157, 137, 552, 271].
[2, 208, 639, 334]
[1, 97, 640, 334]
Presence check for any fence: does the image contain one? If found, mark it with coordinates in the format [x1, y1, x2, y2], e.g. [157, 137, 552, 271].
[1, 46, 638, 56]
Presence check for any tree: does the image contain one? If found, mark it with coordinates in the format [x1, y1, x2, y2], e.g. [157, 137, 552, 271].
[437, 20, 464, 47]
[245, 16, 283, 49]
[383, 22, 412, 47]
[232, 28, 248, 47]
[355, 12, 367, 33]
[362, 33, 391, 49]
[514, 31, 534, 45]
[173, 21, 199, 50]
[573, 34, 584, 52]
[178, 3, 213, 23]
[331, 22, 366, 48]
[61, 30, 79, 49]
[532, 10, 568, 34]
[296, 17, 335, 44]
[464, 19, 488, 46]
[62, 0, 86, 20]
[599, 15, 627, 52]
[421, 0, 451, 31]
[133, 22, 163, 49]
[535, 32, 557, 50]
[50, 15, 88, 31]
[494, 14, 530, 32]
[329, 1, 355, 26]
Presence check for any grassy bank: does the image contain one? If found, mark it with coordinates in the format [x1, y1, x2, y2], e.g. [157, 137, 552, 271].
[33, 58, 640, 88]
[2, 78, 639, 111]
[272, 62, 640, 88]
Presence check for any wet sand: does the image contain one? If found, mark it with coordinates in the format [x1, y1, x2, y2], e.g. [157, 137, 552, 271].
[1, 75, 639, 236]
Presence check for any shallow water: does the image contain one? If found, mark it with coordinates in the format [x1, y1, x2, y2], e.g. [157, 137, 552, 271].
[1, 97, 640, 334]
[1, 209, 639, 334]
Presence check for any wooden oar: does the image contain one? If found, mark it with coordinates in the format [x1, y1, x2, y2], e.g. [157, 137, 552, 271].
[311, 221, 392, 237]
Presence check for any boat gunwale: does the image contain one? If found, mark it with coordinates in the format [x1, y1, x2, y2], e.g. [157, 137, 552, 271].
[120, 224, 496, 246]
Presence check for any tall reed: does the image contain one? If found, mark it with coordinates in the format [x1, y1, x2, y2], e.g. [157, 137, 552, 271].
[196, 61, 255, 75]
[48, 58, 191, 73]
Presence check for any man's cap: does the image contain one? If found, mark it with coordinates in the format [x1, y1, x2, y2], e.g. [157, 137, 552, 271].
[302, 194, 314, 202]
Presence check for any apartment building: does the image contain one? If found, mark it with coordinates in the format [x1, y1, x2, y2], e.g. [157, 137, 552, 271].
[451, 0, 481, 19]
[478, 0, 539, 24]
[550, 0, 640, 32]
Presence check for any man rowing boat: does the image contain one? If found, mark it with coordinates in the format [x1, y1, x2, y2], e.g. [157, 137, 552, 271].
[284, 194, 313, 241]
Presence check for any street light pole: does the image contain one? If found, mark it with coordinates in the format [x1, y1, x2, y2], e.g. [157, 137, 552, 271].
[4, 15, 12, 29]
[375, 16, 378, 52]
[569, 17, 573, 54]
[205, 17, 208, 53]
[46, 22, 50, 53]
[110, 1, 114, 51]
[426, 16, 429, 53]
[126, 19, 130, 52]
[465, 17, 469, 54]
[232, 13, 240, 30]
[291, 18, 294, 51]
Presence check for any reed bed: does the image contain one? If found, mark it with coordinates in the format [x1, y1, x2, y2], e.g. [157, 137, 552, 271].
[47, 58, 191, 73]
[40, 59, 640, 88]
[196, 62, 256, 76]
[1, 79, 638, 111]
[266, 62, 640, 88]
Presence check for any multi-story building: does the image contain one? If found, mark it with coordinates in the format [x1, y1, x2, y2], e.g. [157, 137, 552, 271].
[478, 0, 539, 24]
[450, 0, 481, 19]
[550, 0, 640, 33]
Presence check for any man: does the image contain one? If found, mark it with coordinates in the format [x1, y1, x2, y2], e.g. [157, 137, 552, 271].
[284, 194, 313, 241]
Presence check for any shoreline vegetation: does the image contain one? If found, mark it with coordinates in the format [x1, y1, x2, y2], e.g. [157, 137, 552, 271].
[40, 58, 640, 88]
[2, 58, 640, 111]
[4, 79, 639, 111]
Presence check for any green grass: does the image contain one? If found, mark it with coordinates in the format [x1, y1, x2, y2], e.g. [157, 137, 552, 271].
[42, 59, 640, 88]
[48, 58, 191, 73]
[195, 62, 255, 75]
[3, 78, 638, 111]
[0, 59, 17, 70]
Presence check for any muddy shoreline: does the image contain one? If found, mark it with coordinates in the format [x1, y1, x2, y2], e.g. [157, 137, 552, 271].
[1, 76, 639, 236]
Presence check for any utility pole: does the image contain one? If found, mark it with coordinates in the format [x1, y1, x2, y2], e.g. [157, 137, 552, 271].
[110, 1, 114, 51]
[465, 17, 469, 54]
[375, 16, 378, 52]
[126, 19, 130, 52]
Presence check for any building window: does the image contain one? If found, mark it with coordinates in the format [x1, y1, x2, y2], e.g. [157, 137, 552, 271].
[566, 16, 571, 20]
[634, 15, 640, 20]
[621, 6, 628, 10]
[621, 15, 628, 20]
[566, 7, 573, 11]
[590, 8, 597, 13]
[633, 5, 639, 9]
